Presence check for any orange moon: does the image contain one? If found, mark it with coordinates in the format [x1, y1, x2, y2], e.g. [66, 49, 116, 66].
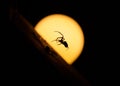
[34, 14, 84, 65]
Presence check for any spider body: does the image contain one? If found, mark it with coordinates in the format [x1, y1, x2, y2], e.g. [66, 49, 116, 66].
[52, 31, 69, 48]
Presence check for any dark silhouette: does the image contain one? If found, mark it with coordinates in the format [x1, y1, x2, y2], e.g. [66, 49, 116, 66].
[52, 31, 69, 48]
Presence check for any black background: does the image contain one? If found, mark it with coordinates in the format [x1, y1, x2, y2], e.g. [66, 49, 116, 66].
[2, 0, 97, 86]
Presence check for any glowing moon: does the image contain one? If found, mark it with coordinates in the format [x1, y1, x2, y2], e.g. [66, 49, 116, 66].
[34, 14, 84, 65]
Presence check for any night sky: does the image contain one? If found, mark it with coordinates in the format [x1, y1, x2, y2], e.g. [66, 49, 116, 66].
[2, 0, 97, 86]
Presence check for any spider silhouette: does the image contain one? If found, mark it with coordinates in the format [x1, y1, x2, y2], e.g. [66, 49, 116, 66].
[52, 31, 69, 48]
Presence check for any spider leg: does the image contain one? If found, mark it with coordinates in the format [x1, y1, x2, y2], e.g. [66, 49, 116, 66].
[51, 37, 62, 43]
[56, 37, 62, 41]
[55, 39, 61, 45]
[51, 37, 61, 41]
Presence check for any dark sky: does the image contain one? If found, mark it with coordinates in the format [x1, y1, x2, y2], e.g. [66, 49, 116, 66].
[2, 0, 97, 86]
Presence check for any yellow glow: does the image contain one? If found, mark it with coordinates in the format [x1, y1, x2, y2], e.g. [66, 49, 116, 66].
[34, 14, 84, 65]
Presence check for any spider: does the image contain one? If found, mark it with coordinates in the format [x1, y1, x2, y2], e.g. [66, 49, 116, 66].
[52, 31, 69, 48]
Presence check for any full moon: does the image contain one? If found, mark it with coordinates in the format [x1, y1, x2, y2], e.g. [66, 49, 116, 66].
[34, 14, 84, 65]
